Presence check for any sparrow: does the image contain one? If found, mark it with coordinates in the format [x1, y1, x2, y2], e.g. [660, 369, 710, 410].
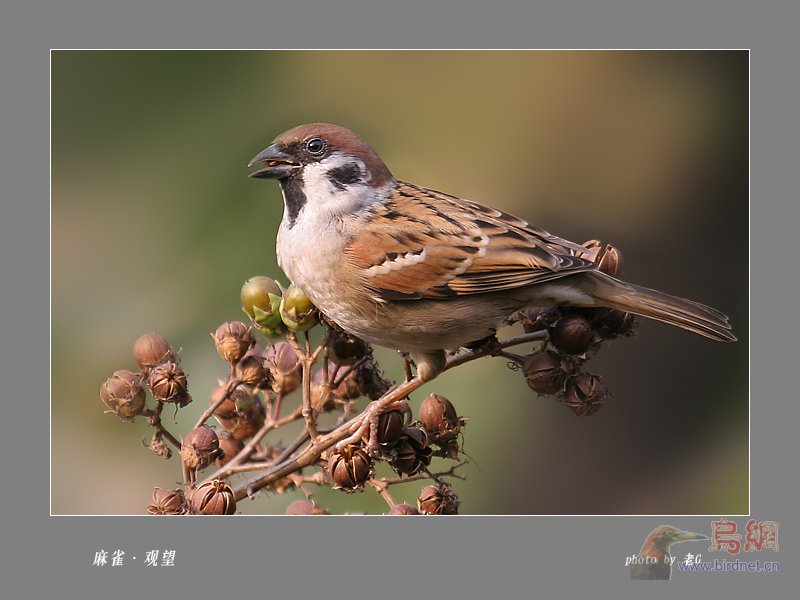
[248, 123, 735, 381]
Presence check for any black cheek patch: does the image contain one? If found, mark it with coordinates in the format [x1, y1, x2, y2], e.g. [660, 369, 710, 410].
[327, 163, 362, 190]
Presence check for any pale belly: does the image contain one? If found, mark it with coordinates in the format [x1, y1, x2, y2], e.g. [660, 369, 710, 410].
[276, 221, 594, 353]
[279, 234, 523, 352]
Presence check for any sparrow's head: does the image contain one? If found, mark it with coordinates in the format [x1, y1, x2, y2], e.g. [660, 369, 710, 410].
[248, 123, 394, 188]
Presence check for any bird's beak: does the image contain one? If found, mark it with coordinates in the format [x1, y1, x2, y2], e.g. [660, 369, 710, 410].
[248, 144, 302, 180]
[675, 530, 708, 542]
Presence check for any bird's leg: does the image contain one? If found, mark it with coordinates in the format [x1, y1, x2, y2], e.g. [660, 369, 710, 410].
[336, 392, 412, 453]
[411, 350, 446, 382]
[337, 398, 410, 455]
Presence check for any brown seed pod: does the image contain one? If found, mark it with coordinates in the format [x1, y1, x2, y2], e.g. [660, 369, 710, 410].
[390, 426, 432, 475]
[284, 499, 330, 515]
[581, 240, 624, 277]
[388, 439, 418, 475]
[549, 313, 595, 355]
[328, 331, 370, 366]
[214, 393, 266, 441]
[212, 321, 253, 365]
[214, 429, 245, 466]
[327, 445, 373, 491]
[234, 355, 268, 388]
[417, 482, 460, 515]
[189, 480, 236, 515]
[386, 502, 421, 515]
[148, 361, 191, 406]
[208, 384, 236, 418]
[593, 308, 636, 339]
[100, 370, 146, 421]
[522, 351, 571, 395]
[133, 332, 174, 372]
[311, 362, 362, 412]
[419, 393, 462, 442]
[376, 410, 405, 446]
[563, 373, 608, 416]
[355, 358, 393, 400]
[517, 306, 563, 334]
[147, 487, 187, 515]
[263, 341, 301, 396]
[180, 426, 221, 471]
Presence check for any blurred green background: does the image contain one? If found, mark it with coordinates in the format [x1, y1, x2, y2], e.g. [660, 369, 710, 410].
[52, 51, 748, 515]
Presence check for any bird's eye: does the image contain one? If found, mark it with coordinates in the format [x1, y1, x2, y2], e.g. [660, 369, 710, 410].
[306, 138, 326, 156]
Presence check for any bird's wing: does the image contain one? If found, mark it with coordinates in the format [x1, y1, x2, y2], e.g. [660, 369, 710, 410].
[344, 181, 598, 301]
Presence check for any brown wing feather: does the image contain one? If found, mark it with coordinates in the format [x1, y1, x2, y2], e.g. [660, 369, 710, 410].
[344, 181, 597, 301]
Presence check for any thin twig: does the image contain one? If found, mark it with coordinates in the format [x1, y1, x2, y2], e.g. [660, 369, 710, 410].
[367, 479, 396, 508]
[193, 377, 241, 430]
[144, 403, 182, 450]
[201, 406, 304, 483]
[233, 331, 547, 501]
[379, 460, 470, 486]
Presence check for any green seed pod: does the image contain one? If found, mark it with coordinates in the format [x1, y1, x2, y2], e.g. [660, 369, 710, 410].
[279, 284, 318, 332]
[241, 276, 286, 336]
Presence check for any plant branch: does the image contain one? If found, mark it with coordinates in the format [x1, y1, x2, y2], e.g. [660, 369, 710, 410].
[232, 332, 546, 501]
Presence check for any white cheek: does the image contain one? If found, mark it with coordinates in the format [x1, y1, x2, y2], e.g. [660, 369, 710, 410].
[300, 154, 375, 217]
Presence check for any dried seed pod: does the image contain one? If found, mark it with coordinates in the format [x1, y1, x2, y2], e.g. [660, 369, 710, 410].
[417, 482, 460, 515]
[518, 306, 563, 334]
[327, 445, 373, 491]
[403, 425, 430, 450]
[419, 393, 462, 442]
[215, 393, 266, 441]
[390, 426, 432, 475]
[148, 431, 172, 459]
[234, 355, 268, 388]
[387, 502, 421, 515]
[581, 240, 624, 277]
[284, 499, 330, 515]
[180, 426, 221, 470]
[389, 439, 419, 475]
[241, 275, 286, 336]
[312, 362, 362, 412]
[133, 332, 174, 372]
[279, 284, 318, 333]
[208, 384, 236, 418]
[309, 364, 338, 413]
[147, 487, 187, 515]
[593, 308, 636, 339]
[376, 410, 405, 445]
[148, 360, 192, 406]
[100, 370, 146, 421]
[356, 358, 393, 400]
[523, 351, 570, 395]
[214, 429, 244, 466]
[212, 321, 253, 365]
[328, 332, 369, 366]
[263, 341, 301, 396]
[549, 313, 595, 355]
[563, 373, 608, 416]
[189, 480, 236, 515]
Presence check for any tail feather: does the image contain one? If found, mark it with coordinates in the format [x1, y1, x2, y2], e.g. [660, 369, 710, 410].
[585, 272, 736, 342]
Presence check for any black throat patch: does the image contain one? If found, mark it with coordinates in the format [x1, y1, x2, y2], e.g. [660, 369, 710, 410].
[327, 163, 362, 190]
[279, 177, 307, 229]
